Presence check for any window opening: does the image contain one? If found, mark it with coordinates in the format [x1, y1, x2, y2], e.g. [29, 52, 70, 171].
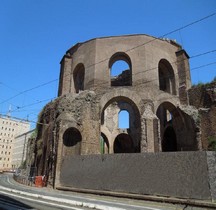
[111, 60, 131, 86]
[63, 127, 82, 155]
[118, 110, 129, 128]
[73, 64, 85, 93]
[158, 59, 175, 94]
[63, 128, 81, 147]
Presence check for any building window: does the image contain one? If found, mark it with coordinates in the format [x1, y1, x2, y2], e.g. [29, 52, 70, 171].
[63, 127, 82, 155]
[109, 52, 132, 87]
[118, 110, 129, 129]
[158, 59, 176, 95]
[73, 63, 85, 93]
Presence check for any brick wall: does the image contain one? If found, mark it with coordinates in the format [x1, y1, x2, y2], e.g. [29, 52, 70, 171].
[188, 81, 216, 149]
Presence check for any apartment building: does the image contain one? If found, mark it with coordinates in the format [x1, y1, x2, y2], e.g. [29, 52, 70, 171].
[0, 116, 30, 170]
[11, 129, 35, 169]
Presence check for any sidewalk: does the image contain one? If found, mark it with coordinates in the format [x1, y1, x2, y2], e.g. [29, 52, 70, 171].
[2, 173, 216, 210]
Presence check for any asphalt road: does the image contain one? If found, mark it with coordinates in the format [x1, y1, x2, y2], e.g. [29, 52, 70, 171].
[0, 191, 86, 210]
[0, 173, 205, 210]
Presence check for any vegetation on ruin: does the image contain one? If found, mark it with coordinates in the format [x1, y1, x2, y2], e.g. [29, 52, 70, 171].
[208, 136, 216, 151]
[192, 76, 216, 88]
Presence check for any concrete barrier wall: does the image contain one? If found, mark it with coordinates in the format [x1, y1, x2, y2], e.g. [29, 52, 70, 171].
[59, 152, 216, 200]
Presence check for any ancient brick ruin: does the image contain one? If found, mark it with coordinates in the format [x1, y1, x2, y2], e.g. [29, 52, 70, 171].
[34, 35, 215, 196]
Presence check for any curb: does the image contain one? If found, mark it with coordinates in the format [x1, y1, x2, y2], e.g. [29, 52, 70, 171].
[0, 185, 125, 210]
[57, 186, 216, 209]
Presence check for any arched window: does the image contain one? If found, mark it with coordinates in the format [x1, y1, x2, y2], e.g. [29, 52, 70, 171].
[118, 110, 129, 128]
[109, 52, 132, 86]
[73, 63, 85, 93]
[158, 59, 176, 94]
[63, 127, 82, 155]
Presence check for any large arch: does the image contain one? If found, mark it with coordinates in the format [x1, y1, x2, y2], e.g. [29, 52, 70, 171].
[101, 96, 141, 128]
[100, 89, 142, 113]
[101, 95, 141, 154]
[156, 102, 183, 152]
[158, 59, 176, 95]
[109, 52, 132, 86]
[63, 127, 82, 155]
[73, 63, 85, 93]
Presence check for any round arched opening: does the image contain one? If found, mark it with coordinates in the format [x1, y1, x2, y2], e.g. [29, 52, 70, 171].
[73, 63, 85, 93]
[162, 126, 177, 152]
[118, 110, 129, 129]
[114, 133, 134, 153]
[109, 52, 132, 86]
[158, 59, 176, 95]
[63, 127, 82, 147]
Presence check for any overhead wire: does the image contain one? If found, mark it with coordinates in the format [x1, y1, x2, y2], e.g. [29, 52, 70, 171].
[1, 47, 215, 117]
[4, 49, 216, 116]
[5, 57, 215, 127]
[0, 113, 47, 126]
[0, 12, 215, 125]
[191, 61, 216, 71]
[1, 48, 215, 122]
[0, 12, 215, 106]
[0, 78, 58, 105]
[2, 60, 215, 127]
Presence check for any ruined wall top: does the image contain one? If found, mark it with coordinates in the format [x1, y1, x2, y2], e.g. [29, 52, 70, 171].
[58, 34, 191, 99]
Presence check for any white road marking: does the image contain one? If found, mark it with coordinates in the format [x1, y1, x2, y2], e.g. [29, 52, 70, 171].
[0, 180, 163, 210]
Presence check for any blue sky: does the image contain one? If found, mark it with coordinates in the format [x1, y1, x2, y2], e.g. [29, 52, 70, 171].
[0, 0, 216, 128]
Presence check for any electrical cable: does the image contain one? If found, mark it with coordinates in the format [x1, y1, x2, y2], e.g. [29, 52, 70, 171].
[4, 59, 215, 127]
[0, 12, 215, 126]
[0, 12, 215, 106]
[0, 79, 58, 105]
[0, 114, 47, 125]
[1, 50, 215, 117]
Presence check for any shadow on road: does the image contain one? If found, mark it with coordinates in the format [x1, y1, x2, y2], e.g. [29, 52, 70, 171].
[0, 193, 34, 209]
